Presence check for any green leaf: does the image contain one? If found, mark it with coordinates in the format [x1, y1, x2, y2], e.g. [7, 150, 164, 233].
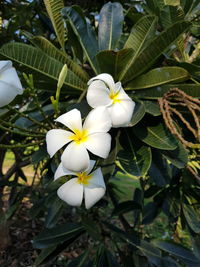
[125, 67, 190, 90]
[122, 21, 191, 83]
[96, 48, 134, 80]
[133, 121, 178, 150]
[98, 2, 124, 51]
[118, 129, 152, 177]
[145, 0, 165, 15]
[0, 43, 86, 92]
[143, 101, 161, 116]
[112, 200, 141, 216]
[132, 84, 200, 99]
[183, 204, 200, 233]
[164, 0, 180, 6]
[82, 217, 101, 241]
[120, 15, 157, 80]
[62, 6, 99, 74]
[45, 197, 63, 229]
[191, 236, 200, 260]
[24, 33, 89, 81]
[129, 101, 146, 126]
[44, 0, 65, 49]
[149, 151, 172, 186]
[160, 6, 184, 28]
[153, 240, 200, 265]
[34, 245, 57, 266]
[162, 142, 188, 169]
[33, 223, 84, 248]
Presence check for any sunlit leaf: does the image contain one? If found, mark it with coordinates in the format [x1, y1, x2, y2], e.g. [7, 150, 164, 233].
[0, 43, 86, 92]
[122, 21, 191, 83]
[126, 67, 190, 90]
[44, 0, 65, 49]
[120, 15, 157, 80]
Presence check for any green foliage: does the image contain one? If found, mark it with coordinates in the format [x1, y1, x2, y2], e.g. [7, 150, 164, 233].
[98, 2, 124, 51]
[44, 0, 65, 49]
[0, 0, 200, 266]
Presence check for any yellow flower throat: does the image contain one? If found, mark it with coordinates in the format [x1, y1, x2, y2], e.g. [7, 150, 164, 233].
[77, 172, 92, 185]
[70, 129, 88, 144]
[109, 91, 121, 104]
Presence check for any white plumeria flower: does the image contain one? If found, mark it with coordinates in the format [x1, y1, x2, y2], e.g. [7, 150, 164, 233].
[87, 73, 135, 128]
[54, 160, 106, 209]
[0, 60, 23, 107]
[46, 106, 112, 172]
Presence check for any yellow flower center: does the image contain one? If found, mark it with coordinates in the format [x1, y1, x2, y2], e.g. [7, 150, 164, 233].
[70, 129, 88, 145]
[109, 91, 121, 104]
[77, 172, 92, 185]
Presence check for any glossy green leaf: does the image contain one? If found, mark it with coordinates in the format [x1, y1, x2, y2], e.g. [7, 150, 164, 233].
[162, 142, 188, 168]
[133, 121, 178, 150]
[62, 6, 99, 74]
[149, 151, 172, 186]
[45, 197, 63, 229]
[191, 236, 200, 260]
[24, 33, 89, 81]
[0, 43, 86, 92]
[132, 84, 200, 99]
[145, 0, 165, 15]
[126, 67, 190, 90]
[143, 101, 161, 116]
[44, 0, 65, 49]
[129, 101, 146, 126]
[82, 217, 101, 240]
[122, 21, 191, 83]
[160, 6, 184, 28]
[112, 201, 141, 216]
[120, 15, 157, 80]
[34, 245, 57, 266]
[183, 204, 200, 233]
[154, 240, 200, 265]
[118, 129, 152, 177]
[33, 223, 84, 248]
[98, 2, 124, 50]
[96, 48, 134, 80]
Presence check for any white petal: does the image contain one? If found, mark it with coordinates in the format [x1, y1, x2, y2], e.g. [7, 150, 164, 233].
[0, 67, 23, 94]
[54, 162, 75, 180]
[84, 185, 106, 209]
[114, 82, 122, 93]
[117, 87, 132, 101]
[61, 142, 90, 172]
[55, 109, 82, 131]
[85, 132, 111, 158]
[0, 60, 12, 73]
[108, 100, 135, 127]
[86, 80, 112, 108]
[88, 73, 115, 91]
[57, 178, 83, 207]
[46, 129, 72, 157]
[85, 160, 96, 174]
[83, 106, 111, 134]
[89, 168, 106, 188]
[0, 81, 19, 107]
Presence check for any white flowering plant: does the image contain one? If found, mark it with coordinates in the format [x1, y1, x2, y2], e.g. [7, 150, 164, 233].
[0, 0, 200, 266]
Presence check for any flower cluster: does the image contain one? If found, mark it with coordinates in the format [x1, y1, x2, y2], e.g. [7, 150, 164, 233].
[0, 60, 23, 107]
[46, 73, 135, 209]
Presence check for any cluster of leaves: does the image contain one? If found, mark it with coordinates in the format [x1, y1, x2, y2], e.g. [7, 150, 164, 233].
[0, 0, 200, 266]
